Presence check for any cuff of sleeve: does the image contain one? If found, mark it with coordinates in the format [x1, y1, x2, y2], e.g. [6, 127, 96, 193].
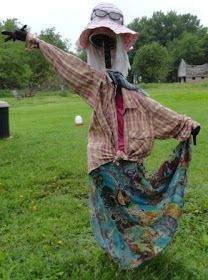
[177, 118, 200, 141]
[25, 32, 40, 49]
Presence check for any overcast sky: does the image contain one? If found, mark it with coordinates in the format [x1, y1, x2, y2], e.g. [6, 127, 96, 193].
[1, 0, 207, 49]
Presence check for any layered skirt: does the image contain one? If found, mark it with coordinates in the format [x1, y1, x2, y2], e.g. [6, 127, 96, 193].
[89, 140, 191, 269]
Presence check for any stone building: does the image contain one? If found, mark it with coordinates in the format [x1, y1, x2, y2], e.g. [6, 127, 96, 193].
[178, 59, 208, 83]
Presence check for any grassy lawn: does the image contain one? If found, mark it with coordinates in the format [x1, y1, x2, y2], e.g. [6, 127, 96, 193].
[0, 85, 207, 279]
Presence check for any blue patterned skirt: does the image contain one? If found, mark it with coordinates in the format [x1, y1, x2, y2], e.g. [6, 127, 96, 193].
[89, 140, 191, 269]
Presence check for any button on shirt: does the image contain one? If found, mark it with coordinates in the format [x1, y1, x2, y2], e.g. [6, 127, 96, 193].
[26, 33, 200, 173]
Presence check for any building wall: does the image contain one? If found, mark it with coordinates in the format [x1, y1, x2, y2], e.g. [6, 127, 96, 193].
[178, 59, 208, 83]
[186, 76, 208, 83]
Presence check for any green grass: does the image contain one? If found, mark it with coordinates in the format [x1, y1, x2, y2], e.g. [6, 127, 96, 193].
[0, 85, 207, 279]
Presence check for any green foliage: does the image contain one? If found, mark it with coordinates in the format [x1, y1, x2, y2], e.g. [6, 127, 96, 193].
[128, 11, 208, 82]
[76, 49, 87, 62]
[25, 27, 71, 90]
[1, 11, 208, 88]
[0, 19, 32, 88]
[0, 87, 207, 279]
[167, 32, 207, 82]
[40, 27, 70, 51]
[128, 11, 204, 49]
[0, 19, 70, 90]
[132, 42, 169, 82]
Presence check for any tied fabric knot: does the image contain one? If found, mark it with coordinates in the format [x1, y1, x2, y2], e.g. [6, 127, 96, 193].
[106, 70, 149, 96]
[26, 33, 40, 49]
[113, 150, 128, 164]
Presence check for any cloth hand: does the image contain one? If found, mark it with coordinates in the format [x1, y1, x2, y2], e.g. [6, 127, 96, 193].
[1, 25, 27, 42]
[191, 126, 200, 145]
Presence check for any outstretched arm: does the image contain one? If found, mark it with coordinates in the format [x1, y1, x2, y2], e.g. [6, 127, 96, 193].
[142, 95, 200, 144]
[26, 33, 109, 108]
[2, 25, 27, 42]
[2, 26, 110, 108]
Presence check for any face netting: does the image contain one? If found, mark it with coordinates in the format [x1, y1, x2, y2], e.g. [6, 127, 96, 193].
[86, 34, 130, 77]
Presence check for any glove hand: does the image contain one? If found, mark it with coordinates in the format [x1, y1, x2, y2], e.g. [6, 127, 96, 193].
[1, 25, 27, 42]
[191, 126, 200, 145]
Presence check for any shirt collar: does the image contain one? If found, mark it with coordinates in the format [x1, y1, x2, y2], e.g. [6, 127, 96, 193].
[122, 88, 138, 109]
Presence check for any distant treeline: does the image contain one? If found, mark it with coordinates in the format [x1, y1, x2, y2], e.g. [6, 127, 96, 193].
[0, 12, 208, 90]
[0, 19, 71, 92]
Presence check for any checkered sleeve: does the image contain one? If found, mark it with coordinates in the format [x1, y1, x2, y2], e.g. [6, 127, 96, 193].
[26, 33, 106, 108]
[145, 96, 200, 141]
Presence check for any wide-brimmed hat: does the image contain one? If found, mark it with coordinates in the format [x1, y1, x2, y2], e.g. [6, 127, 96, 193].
[77, 2, 138, 51]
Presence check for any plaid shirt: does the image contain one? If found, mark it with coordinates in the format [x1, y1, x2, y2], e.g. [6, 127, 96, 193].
[26, 34, 199, 173]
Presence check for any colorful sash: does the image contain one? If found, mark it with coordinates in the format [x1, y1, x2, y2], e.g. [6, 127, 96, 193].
[89, 140, 191, 269]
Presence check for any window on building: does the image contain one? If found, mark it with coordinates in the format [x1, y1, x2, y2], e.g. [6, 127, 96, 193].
[192, 77, 195, 80]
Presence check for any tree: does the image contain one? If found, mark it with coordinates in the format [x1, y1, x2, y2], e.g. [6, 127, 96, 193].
[75, 49, 87, 62]
[0, 20, 71, 90]
[0, 19, 32, 89]
[132, 42, 169, 83]
[200, 33, 208, 62]
[128, 11, 207, 82]
[39, 27, 70, 51]
[128, 11, 205, 48]
[167, 32, 205, 81]
[25, 27, 71, 90]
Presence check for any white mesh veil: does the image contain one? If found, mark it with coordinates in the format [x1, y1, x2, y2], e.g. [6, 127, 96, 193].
[86, 35, 130, 77]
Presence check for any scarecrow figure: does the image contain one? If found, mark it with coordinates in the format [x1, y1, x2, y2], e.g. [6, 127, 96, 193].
[2, 2, 200, 269]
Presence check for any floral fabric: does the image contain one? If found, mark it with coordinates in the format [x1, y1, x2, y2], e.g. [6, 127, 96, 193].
[89, 140, 191, 269]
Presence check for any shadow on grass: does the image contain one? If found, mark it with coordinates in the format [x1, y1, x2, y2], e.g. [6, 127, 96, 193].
[68, 250, 205, 280]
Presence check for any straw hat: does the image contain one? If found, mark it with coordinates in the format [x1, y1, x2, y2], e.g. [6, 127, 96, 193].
[77, 2, 138, 51]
